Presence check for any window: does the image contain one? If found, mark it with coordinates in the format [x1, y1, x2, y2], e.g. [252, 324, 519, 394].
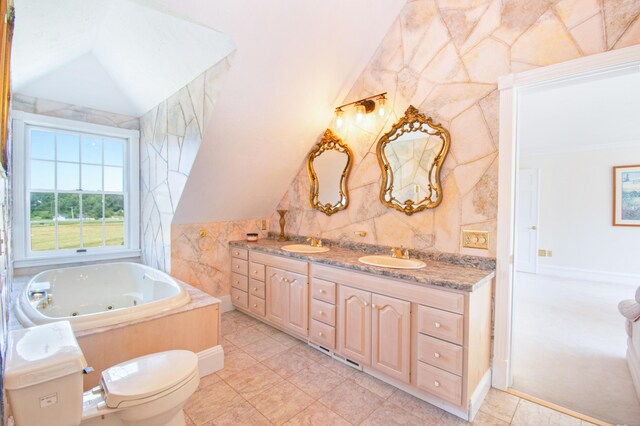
[14, 113, 139, 266]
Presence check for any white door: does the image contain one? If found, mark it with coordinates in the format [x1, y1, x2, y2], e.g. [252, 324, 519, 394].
[515, 168, 539, 273]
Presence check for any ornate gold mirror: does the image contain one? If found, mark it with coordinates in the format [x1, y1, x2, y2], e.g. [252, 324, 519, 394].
[376, 105, 450, 215]
[307, 129, 353, 216]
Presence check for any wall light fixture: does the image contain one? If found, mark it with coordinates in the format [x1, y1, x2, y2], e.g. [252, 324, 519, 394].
[334, 92, 387, 128]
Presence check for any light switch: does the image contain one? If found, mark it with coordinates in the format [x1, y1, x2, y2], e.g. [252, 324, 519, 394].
[462, 230, 489, 250]
[538, 249, 547, 257]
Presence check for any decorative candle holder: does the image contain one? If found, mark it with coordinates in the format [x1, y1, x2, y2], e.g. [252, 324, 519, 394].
[277, 209, 288, 242]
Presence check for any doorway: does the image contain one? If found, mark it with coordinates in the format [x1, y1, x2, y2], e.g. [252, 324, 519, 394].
[494, 45, 640, 426]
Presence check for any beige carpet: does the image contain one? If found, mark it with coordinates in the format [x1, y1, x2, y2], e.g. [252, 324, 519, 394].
[511, 272, 640, 426]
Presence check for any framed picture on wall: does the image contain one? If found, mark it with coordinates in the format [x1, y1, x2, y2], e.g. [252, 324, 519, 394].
[614, 164, 640, 226]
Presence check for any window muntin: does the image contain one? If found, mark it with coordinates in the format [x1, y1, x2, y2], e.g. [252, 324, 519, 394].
[27, 126, 127, 253]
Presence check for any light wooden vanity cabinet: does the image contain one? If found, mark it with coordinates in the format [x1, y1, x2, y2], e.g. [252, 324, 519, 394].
[232, 249, 309, 338]
[229, 245, 493, 421]
[338, 285, 411, 383]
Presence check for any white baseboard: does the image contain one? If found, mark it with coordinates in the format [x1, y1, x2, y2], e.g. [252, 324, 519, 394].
[537, 265, 640, 286]
[218, 295, 235, 313]
[468, 370, 492, 421]
[197, 345, 224, 377]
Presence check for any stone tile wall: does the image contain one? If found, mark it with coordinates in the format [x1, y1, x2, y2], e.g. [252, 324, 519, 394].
[140, 57, 232, 272]
[271, 0, 640, 258]
[12, 94, 139, 130]
[171, 220, 269, 297]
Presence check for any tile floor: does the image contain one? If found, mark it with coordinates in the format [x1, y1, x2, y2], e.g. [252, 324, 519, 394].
[183, 310, 596, 426]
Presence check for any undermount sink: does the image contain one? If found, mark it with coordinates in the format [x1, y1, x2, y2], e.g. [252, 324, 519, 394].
[281, 244, 330, 254]
[358, 255, 426, 270]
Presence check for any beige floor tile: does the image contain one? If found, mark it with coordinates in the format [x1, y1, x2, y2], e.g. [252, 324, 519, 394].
[288, 343, 331, 363]
[317, 356, 358, 378]
[319, 380, 383, 425]
[224, 363, 284, 399]
[242, 336, 290, 361]
[217, 348, 260, 379]
[350, 371, 396, 399]
[185, 413, 196, 426]
[184, 380, 245, 426]
[386, 388, 445, 424]
[254, 322, 283, 336]
[271, 331, 304, 348]
[511, 400, 582, 426]
[263, 347, 316, 378]
[287, 363, 346, 400]
[361, 400, 425, 425]
[437, 410, 509, 426]
[209, 399, 272, 426]
[283, 401, 352, 426]
[248, 381, 315, 425]
[478, 388, 520, 423]
[225, 326, 269, 347]
[234, 313, 263, 328]
[198, 372, 223, 390]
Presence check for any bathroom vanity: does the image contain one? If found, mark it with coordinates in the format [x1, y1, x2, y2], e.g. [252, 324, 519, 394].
[229, 239, 494, 421]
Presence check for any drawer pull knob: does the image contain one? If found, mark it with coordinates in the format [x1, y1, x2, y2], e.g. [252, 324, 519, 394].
[235, 296, 239, 300]
[235, 251, 239, 255]
[372, 304, 377, 309]
[364, 302, 369, 307]
[235, 281, 239, 284]
[235, 265, 240, 269]
[434, 380, 440, 387]
[318, 332, 323, 337]
[281, 277, 285, 281]
[434, 322, 441, 328]
[319, 289, 325, 294]
[434, 352, 441, 359]
[319, 310, 324, 315]
[253, 270, 257, 274]
[253, 304, 257, 308]
[253, 287, 257, 291]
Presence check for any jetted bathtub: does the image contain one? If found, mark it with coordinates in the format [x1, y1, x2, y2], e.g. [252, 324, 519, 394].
[16, 262, 190, 331]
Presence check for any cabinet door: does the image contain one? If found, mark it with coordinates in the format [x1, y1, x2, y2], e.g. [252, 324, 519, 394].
[285, 271, 308, 336]
[338, 286, 371, 365]
[371, 294, 411, 383]
[266, 267, 287, 326]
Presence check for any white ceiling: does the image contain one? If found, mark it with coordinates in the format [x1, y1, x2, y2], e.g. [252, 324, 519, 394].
[12, 0, 235, 116]
[172, 0, 406, 223]
[519, 64, 640, 156]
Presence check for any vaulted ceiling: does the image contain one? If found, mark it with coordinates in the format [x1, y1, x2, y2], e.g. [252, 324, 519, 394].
[12, 0, 234, 116]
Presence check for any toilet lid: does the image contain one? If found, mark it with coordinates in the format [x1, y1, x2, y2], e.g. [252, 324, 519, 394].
[102, 350, 198, 408]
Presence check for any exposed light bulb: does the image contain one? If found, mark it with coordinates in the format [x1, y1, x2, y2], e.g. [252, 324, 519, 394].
[356, 104, 365, 123]
[335, 108, 344, 129]
[378, 97, 387, 117]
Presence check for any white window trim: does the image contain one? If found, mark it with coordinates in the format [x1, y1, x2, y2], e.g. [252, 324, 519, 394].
[12, 111, 141, 268]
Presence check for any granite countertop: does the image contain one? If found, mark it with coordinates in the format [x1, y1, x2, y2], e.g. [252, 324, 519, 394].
[229, 238, 496, 292]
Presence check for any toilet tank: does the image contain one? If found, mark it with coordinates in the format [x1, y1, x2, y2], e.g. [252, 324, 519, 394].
[5, 321, 87, 426]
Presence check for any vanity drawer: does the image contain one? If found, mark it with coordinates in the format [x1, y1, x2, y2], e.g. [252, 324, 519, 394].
[230, 248, 248, 260]
[417, 305, 464, 345]
[249, 294, 266, 317]
[231, 258, 248, 276]
[417, 334, 463, 376]
[310, 298, 335, 326]
[231, 288, 248, 309]
[249, 262, 265, 281]
[309, 319, 335, 349]
[249, 279, 265, 299]
[311, 278, 336, 304]
[416, 362, 462, 406]
[231, 273, 248, 292]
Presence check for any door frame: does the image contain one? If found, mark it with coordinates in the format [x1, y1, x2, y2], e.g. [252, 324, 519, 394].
[493, 44, 640, 390]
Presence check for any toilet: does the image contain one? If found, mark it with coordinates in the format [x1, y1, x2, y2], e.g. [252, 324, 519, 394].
[4, 321, 200, 426]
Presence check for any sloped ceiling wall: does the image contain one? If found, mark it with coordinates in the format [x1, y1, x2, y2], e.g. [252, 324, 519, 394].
[12, 0, 234, 115]
[169, 0, 406, 223]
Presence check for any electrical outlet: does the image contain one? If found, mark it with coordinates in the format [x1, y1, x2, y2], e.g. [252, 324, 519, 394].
[538, 249, 547, 257]
[261, 220, 267, 230]
[547, 250, 552, 257]
[462, 230, 489, 249]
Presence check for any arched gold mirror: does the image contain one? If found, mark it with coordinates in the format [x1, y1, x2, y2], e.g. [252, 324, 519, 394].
[376, 105, 450, 215]
[307, 129, 353, 216]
